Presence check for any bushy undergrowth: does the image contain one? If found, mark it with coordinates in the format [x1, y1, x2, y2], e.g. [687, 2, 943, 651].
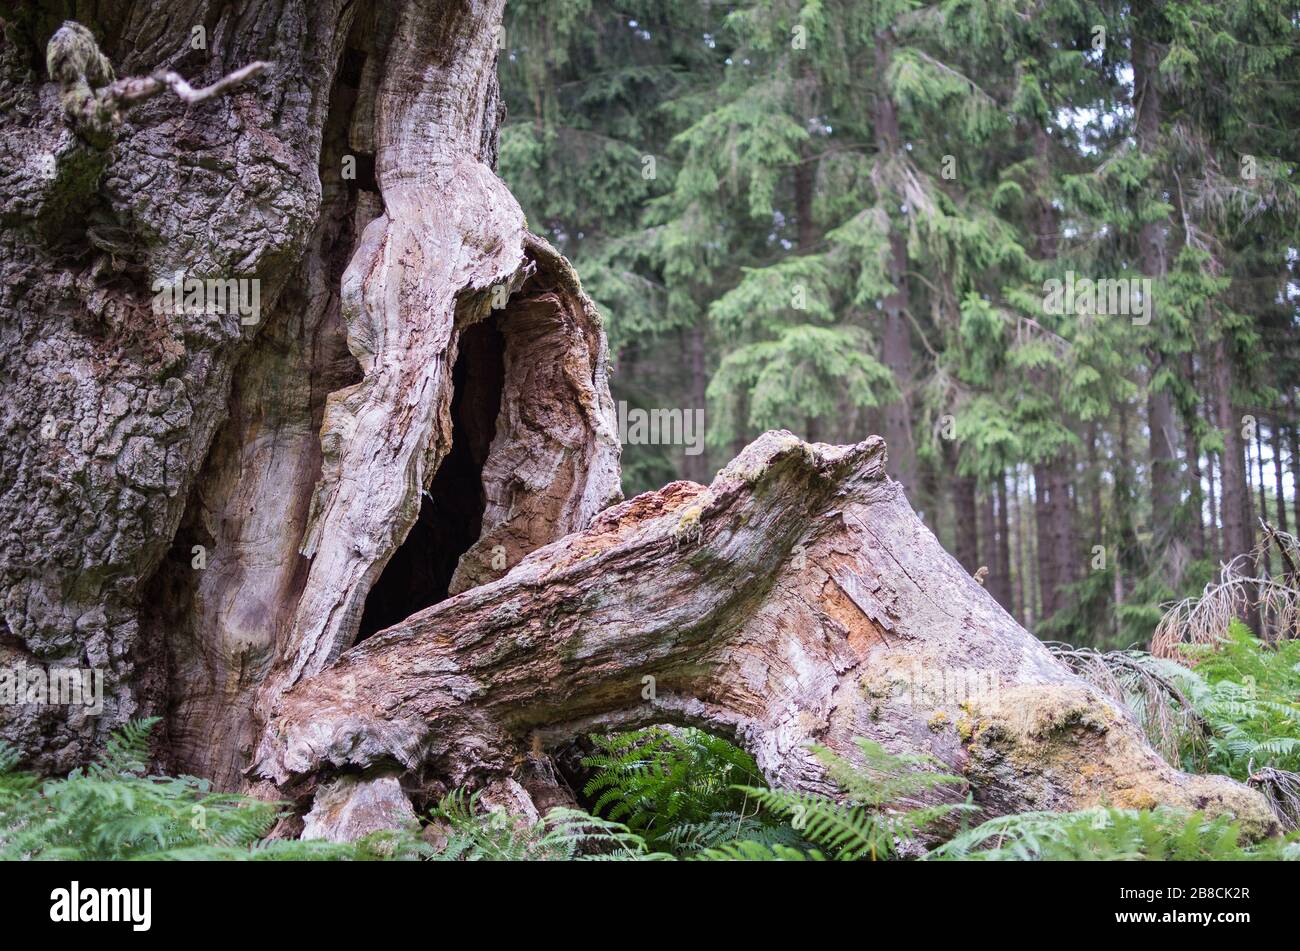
[1177, 622, 1300, 779]
[1053, 621, 1300, 829]
[578, 726, 799, 856]
[930, 807, 1299, 861]
[4, 635, 1299, 861]
[0, 718, 428, 861]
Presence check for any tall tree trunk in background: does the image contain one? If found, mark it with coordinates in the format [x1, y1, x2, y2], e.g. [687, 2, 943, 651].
[993, 473, 1013, 612]
[979, 482, 996, 575]
[792, 62, 819, 252]
[1255, 422, 1270, 575]
[1147, 388, 1179, 532]
[1182, 357, 1206, 561]
[1213, 338, 1253, 559]
[1012, 470, 1026, 624]
[950, 452, 979, 573]
[794, 156, 817, 250]
[1112, 414, 1129, 641]
[1208, 451, 1220, 559]
[1032, 454, 1077, 625]
[1052, 455, 1077, 610]
[1025, 122, 1075, 625]
[1290, 413, 1300, 538]
[1212, 337, 1259, 632]
[919, 464, 942, 537]
[684, 316, 710, 484]
[1272, 420, 1288, 535]
[1255, 423, 1268, 526]
[1115, 401, 1139, 604]
[1033, 464, 1059, 620]
[1087, 422, 1104, 542]
[1133, 32, 1179, 563]
[731, 390, 750, 460]
[872, 32, 917, 497]
[1026, 470, 1041, 629]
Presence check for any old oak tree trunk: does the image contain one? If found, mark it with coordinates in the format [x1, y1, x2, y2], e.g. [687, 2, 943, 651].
[0, 2, 1275, 841]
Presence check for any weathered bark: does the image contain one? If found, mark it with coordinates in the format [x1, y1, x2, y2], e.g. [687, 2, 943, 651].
[0, 1, 356, 771]
[206, 0, 617, 786]
[0, 3, 618, 786]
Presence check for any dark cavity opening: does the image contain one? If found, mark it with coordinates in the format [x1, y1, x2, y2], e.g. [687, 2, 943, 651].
[356, 316, 505, 638]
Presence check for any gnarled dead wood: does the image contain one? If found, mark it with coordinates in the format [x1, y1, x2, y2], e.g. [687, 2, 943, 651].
[253, 432, 1277, 839]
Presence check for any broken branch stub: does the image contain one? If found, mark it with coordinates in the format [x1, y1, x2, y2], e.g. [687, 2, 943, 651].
[46, 21, 268, 142]
[254, 431, 1277, 840]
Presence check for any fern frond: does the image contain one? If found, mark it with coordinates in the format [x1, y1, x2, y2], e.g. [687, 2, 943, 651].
[693, 840, 825, 861]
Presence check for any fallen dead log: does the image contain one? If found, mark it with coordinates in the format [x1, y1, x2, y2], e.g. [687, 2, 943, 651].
[253, 432, 1278, 841]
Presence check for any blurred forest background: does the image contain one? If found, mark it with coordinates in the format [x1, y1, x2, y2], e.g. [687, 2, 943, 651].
[496, 0, 1300, 650]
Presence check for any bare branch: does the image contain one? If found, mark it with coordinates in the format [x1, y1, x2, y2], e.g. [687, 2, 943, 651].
[1151, 526, 1300, 659]
[100, 60, 270, 109]
[46, 20, 270, 141]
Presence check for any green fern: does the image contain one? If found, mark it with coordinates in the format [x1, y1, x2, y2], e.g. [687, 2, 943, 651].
[0, 719, 429, 861]
[660, 810, 806, 854]
[721, 739, 971, 861]
[929, 806, 1300, 861]
[1171, 623, 1300, 779]
[693, 840, 826, 861]
[429, 788, 668, 861]
[581, 726, 782, 855]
